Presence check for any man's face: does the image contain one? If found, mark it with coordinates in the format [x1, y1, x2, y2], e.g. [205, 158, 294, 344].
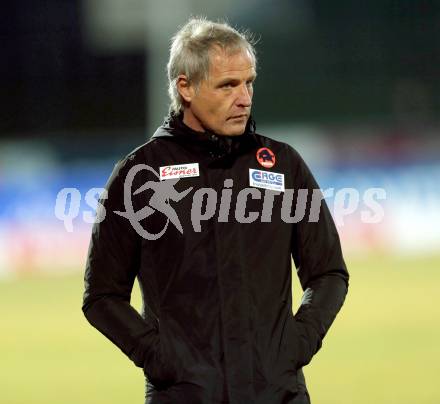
[182, 47, 256, 136]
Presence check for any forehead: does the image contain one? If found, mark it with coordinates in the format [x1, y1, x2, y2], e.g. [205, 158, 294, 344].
[207, 46, 256, 80]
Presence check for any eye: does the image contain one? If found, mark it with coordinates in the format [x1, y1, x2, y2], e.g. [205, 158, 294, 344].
[221, 82, 233, 89]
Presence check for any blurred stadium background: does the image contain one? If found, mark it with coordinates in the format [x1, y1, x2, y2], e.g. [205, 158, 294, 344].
[1, 1, 439, 403]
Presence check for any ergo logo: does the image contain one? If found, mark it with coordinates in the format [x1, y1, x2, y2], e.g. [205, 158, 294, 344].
[251, 170, 283, 185]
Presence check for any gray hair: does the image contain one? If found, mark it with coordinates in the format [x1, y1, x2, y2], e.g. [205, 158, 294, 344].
[167, 17, 258, 114]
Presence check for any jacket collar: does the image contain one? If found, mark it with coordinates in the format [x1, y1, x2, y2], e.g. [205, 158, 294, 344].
[151, 111, 258, 157]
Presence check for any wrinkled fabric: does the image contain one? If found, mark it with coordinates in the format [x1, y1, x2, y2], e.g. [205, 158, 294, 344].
[82, 113, 349, 403]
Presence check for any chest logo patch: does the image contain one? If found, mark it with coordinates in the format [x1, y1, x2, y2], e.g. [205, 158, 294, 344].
[160, 163, 199, 180]
[256, 147, 275, 168]
[249, 168, 285, 192]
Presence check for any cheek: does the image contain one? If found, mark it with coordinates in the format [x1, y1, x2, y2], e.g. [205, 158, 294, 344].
[194, 97, 213, 117]
[193, 97, 223, 126]
[206, 98, 228, 119]
[195, 93, 234, 125]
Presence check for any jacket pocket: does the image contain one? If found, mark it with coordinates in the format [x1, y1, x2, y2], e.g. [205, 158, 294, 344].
[258, 318, 299, 394]
[143, 324, 179, 390]
[264, 312, 313, 393]
[289, 315, 313, 369]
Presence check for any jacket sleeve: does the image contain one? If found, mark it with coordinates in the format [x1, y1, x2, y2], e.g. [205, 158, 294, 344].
[81, 156, 159, 370]
[289, 147, 349, 368]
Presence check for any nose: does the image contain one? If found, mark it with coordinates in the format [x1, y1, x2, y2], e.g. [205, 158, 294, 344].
[236, 83, 252, 108]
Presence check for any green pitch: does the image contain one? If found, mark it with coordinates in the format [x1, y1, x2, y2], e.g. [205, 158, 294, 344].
[0, 253, 439, 404]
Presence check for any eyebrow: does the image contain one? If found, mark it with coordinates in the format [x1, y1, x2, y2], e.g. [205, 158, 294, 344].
[216, 73, 257, 87]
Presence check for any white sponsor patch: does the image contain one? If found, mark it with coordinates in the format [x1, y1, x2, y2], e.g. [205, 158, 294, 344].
[160, 163, 200, 180]
[249, 168, 285, 192]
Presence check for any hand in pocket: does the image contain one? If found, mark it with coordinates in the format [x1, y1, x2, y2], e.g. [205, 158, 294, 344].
[290, 317, 313, 369]
[143, 335, 178, 390]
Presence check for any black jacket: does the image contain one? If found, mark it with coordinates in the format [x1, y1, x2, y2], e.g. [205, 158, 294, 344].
[82, 113, 349, 404]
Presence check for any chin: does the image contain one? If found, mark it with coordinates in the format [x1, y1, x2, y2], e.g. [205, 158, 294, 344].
[222, 123, 247, 136]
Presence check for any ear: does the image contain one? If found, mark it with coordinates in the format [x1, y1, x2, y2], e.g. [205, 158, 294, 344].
[176, 75, 195, 103]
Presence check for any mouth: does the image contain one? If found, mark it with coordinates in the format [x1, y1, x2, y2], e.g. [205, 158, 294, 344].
[229, 114, 248, 120]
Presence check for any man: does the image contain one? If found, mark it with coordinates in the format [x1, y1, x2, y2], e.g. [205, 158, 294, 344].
[82, 17, 349, 404]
